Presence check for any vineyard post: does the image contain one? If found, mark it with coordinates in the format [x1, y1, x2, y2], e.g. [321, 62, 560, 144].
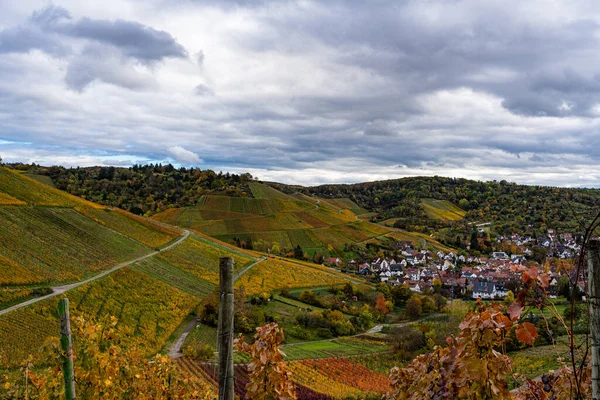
[58, 298, 76, 400]
[589, 238, 600, 400]
[218, 257, 234, 400]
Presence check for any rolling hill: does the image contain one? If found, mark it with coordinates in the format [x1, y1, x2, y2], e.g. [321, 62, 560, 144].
[152, 182, 451, 257]
[0, 167, 357, 370]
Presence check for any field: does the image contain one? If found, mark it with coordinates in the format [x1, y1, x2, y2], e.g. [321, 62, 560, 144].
[0, 206, 151, 285]
[421, 198, 466, 221]
[182, 322, 218, 350]
[282, 336, 390, 360]
[131, 257, 216, 298]
[153, 234, 256, 284]
[150, 183, 398, 258]
[0, 267, 197, 367]
[75, 206, 181, 248]
[0, 168, 99, 208]
[234, 258, 349, 296]
[385, 230, 454, 253]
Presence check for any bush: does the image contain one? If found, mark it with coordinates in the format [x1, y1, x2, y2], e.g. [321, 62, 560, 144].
[391, 325, 425, 354]
[286, 325, 312, 340]
[316, 327, 333, 339]
[183, 344, 215, 361]
[405, 296, 423, 320]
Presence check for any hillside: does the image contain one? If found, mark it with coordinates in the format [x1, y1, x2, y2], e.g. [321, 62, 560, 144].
[0, 168, 183, 288]
[0, 167, 358, 373]
[6, 163, 254, 216]
[152, 182, 452, 257]
[272, 176, 600, 236]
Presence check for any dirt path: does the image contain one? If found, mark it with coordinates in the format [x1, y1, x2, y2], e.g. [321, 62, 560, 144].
[168, 256, 266, 358]
[169, 318, 198, 359]
[233, 257, 266, 282]
[366, 313, 441, 333]
[0, 230, 190, 317]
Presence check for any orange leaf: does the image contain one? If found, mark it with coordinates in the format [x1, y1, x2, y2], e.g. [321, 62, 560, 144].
[515, 322, 538, 345]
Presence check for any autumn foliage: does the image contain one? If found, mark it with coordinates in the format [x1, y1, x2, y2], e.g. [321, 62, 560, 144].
[387, 264, 592, 400]
[235, 322, 296, 400]
[0, 315, 212, 399]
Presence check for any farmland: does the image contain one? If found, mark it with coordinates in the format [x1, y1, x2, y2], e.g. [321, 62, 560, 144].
[0, 267, 198, 367]
[152, 182, 399, 256]
[0, 206, 150, 285]
[153, 234, 256, 285]
[234, 258, 349, 296]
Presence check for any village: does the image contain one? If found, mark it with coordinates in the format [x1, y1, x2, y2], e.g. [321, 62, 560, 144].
[326, 229, 584, 300]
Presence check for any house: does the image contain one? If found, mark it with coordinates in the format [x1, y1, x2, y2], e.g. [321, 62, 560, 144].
[379, 270, 391, 282]
[326, 257, 341, 266]
[390, 263, 403, 276]
[492, 252, 508, 260]
[358, 263, 370, 275]
[472, 281, 509, 299]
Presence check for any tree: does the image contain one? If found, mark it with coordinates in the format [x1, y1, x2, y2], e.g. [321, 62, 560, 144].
[271, 243, 281, 255]
[405, 296, 422, 320]
[557, 274, 571, 299]
[469, 230, 480, 251]
[503, 290, 515, 306]
[294, 244, 303, 259]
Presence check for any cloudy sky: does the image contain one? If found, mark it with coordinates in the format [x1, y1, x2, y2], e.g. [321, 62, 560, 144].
[2, 0, 600, 186]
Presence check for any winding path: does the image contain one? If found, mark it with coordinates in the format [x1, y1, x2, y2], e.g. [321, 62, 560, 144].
[169, 256, 266, 359]
[0, 230, 190, 317]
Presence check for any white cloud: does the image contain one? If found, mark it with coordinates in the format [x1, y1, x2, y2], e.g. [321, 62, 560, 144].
[167, 146, 202, 164]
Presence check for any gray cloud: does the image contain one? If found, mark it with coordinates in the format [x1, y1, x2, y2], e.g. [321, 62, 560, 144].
[0, 4, 187, 90]
[3, 1, 600, 186]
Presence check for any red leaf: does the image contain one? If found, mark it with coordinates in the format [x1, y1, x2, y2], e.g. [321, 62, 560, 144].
[507, 302, 524, 320]
[515, 322, 538, 345]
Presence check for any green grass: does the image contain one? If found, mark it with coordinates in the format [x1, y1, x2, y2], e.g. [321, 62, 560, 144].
[281, 337, 390, 360]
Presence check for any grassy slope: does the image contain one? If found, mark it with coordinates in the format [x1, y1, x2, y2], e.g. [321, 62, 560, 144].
[0, 168, 185, 286]
[420, 198, 466, 221]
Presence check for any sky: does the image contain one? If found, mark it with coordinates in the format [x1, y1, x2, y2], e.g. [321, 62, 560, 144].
[2, 0, 600, 187]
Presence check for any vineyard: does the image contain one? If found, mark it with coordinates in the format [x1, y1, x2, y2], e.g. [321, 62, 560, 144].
[75, 206, 181, 248]
[0, 168, 99, 208]
[149, 182, 399, 257]
[420, 198, 466, 221]
[234, 258, 349, 296]
[0, 207, 150, 285]
[153, 234, 256, 284]
[0, 267, 197, 367]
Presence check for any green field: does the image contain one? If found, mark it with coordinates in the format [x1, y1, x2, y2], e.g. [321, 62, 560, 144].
[281, 336, 391, 360]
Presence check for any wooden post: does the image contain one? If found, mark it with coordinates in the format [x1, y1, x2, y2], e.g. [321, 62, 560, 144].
[589, 239, 600, 400]
[58, 298, 76, 400]
[218, 257, 234, 400]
